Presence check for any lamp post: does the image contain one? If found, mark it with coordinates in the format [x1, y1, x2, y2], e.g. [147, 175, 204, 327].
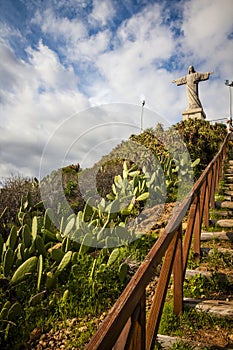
[140, 100, 145, 132]
[225, 80, 233, 119]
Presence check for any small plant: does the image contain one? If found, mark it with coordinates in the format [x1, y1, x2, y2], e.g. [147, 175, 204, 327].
[207, 247, 233, 271]
[158, 302, 181, 336]
[171, 340, 195, 350]
[186, 249, 201, 270]
[64, 180, 78, 196]
[183, 274, 209, 299]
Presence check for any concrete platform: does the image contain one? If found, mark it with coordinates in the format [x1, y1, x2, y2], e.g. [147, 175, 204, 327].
[201, 231, 233, 241]
[184, 298, 233, 319]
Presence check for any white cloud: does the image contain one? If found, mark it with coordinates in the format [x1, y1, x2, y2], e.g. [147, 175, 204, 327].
[94, 3, 176, 113]
[0, 43, 26, 94]
[32, 8, 87, 43]
[0, 37, 90, 178]
[181, 0, 233, 72]
[89, 0, 116, 27]
[26, 40, 79, 91]
[32, 6, 111, 64]
[65, 29, 111, 63]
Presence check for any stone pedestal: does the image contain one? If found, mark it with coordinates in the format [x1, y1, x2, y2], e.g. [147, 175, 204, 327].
[182, 108, 206, 121]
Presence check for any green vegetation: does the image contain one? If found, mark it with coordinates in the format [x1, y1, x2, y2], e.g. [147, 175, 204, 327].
[0, 169, 160, 348]
[0, 175, 41, 240]
[183, 272, 233, 299]
[0, 197, 131, 348]
[159, 302, 232, 343]
[0, 119, 228, 348]
[159, 224, 233, 348]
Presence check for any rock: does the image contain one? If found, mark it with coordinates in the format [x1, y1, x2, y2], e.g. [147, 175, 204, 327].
[211, 210, 233, 217]
[184, 298, 233, 318]
[218, 201, 233, 209]
[216, 219, 233, 227]
[225, 190, 233, 196]
[201, 231, 233, 241]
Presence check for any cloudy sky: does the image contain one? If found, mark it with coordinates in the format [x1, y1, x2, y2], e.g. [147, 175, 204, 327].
[0, 0, 233, 180]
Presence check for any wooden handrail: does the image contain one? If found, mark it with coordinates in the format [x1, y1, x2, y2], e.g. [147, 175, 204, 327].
[86, 134, 229, 350]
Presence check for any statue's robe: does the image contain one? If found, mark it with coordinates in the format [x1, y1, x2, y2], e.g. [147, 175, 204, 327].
[174, 72, 210, 110]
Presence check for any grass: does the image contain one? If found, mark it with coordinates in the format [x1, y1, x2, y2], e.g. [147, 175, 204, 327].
[157, 224, 233, 349]
[206, 247, 233, 270]
[158, 301, 233, 349]
[183, 272, 233, 299]
[185, 239, 233, 299]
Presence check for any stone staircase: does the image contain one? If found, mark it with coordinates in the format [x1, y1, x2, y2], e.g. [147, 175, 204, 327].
[158, 160, 233, 349]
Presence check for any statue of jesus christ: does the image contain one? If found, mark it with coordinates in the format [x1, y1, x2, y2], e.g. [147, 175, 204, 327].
[172, 66, 213, 110]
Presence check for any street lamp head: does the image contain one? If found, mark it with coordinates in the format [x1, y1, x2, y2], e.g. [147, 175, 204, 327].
[225, 80, 233, 87]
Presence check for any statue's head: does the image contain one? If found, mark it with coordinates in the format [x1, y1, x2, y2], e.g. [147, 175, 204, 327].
[188, 66, 195, 74]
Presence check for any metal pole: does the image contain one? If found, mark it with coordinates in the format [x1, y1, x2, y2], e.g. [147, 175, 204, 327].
[140, 100, 145, 132]
[225, 80, 233, 119]
[229, 85, 232, 119]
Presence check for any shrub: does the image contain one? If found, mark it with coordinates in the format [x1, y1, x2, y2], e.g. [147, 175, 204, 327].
[0, 175, 41, 239]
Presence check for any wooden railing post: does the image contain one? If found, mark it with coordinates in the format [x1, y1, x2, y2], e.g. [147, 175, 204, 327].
[173, 224, 183, 316]
[183, 198, 198, 273]
[210, 165, 216, 208]
[123, 293, 146, 350]
[199, 181, 207, 223]
[203, 171, 212, 228]
[193, 197, 201, 259]
[146, 229, 179, 350]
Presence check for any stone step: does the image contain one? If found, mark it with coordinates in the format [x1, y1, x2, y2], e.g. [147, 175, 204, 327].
[156, 335, 202, 350]
[224, 190, 233, 196]
[217, 195, 232, 201]
[215, 201, 233, 210]
[157, 334, 233, 350]
[185, 269, 233, 283]
[211, 210, 233, 217]
[185, 269, 211, 278]
[201, 231, 233, 241]
[201, 247, 233, 256]
[226, 183, 233, 190]
[184, 298, 233, 319]
[215, 219, 233, 228]
[224, 174, 233, 180]
[156, 335, 180, 349]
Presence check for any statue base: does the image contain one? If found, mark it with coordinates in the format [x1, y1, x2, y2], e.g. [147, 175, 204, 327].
[182, 108, 206, 121]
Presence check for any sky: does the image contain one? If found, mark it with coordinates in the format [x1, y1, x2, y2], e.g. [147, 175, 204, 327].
[0, 0, 233, 181]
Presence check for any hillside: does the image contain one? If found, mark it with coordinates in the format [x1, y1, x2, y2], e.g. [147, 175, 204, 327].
[0, 118, 228, 349]
[60, 119, 226, 212]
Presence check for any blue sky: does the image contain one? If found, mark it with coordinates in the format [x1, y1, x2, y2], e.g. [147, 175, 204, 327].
[0, 0, 233, 180]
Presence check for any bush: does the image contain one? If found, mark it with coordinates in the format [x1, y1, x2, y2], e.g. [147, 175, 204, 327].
[0, 175, 41, 239]
[175, 119, 227, 178]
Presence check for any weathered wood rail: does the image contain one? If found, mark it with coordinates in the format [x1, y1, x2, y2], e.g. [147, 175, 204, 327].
[86, 134, 229, 350]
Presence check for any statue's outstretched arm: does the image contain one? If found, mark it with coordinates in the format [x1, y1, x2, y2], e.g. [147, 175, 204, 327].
[172, 76, 186, 86]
